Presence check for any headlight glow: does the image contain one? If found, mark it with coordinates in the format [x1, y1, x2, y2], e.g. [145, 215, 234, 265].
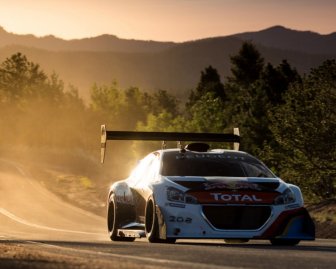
[274, 188, 296, 205]
[167, 187, 198, 204]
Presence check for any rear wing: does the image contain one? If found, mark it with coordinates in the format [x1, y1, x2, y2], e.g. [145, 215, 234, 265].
[101, 125, 240, 163]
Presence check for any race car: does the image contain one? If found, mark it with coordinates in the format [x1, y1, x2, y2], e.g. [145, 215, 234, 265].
[101, 125, 315, 245]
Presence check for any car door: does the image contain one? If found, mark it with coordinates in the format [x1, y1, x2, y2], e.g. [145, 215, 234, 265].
[128, 154, 155, 223]
[133, 153, 161, 222]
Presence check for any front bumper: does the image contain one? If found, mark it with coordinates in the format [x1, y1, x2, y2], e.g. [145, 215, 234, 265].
[157, 202, 315, 240]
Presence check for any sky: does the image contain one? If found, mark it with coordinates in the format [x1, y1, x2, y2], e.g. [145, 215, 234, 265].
[0, 0, 335, 42]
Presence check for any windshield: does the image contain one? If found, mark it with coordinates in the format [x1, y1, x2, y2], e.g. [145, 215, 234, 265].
[161, 152, 275, 178]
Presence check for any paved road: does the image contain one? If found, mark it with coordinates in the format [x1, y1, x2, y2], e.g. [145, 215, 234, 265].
[0, 159, 335, 269]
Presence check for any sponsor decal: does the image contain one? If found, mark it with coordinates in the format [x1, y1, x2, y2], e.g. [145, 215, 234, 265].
[210, 193, 262, 202]
[187, 190, 278, 204]
[168, 202, 186, 208]
[176, 154, 245, 160]
[114, 192, 133, 204]
[203, 181, 261, 191]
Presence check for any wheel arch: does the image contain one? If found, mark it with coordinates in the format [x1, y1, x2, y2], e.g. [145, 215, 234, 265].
[145, 195, 168, 241]
[107, 181, 136, 228]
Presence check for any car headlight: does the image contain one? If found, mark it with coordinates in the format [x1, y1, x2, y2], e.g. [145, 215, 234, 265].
[167, 187, 198, 204]
[274, 188, 296, 205]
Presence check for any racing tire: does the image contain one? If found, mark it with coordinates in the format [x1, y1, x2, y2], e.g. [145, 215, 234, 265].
[145, 197, 176, 244]
[107, 194, 135, 242]
[270, 239, 300, 246]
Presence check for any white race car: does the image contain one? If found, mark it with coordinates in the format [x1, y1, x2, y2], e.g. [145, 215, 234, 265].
[101, 125, 315, 245]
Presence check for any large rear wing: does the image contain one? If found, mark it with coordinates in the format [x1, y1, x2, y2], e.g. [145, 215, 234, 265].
[101, 125, 240, 163]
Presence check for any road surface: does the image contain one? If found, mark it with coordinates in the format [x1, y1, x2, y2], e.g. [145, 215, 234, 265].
[1, 159, 335, 269]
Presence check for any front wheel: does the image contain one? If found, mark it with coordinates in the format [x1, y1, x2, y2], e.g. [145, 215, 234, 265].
[145, 197, 176, 244]
[270, 239, 300, 246]
[107, 194, 135, 242]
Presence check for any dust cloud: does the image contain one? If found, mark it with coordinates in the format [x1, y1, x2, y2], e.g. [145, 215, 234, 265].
[0, 95, 140, 221]
[0, 53, 165, 232]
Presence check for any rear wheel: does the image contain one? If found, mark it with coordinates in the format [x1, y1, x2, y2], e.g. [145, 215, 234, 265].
[107, 194, 135, 242]
[270, 239, 300, 246]
[145, 197, 176, 244]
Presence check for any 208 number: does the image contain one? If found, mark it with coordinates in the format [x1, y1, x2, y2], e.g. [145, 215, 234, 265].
[169, 216, 192, 223]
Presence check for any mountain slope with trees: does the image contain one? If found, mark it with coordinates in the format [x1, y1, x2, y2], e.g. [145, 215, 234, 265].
[0, 26, 335, 99]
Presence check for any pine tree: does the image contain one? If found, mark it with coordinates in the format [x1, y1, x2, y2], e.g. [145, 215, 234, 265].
[267, 60, 336, 199]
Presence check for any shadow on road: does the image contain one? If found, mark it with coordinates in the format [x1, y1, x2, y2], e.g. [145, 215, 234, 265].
[176, 240, 336, 253]
[2, 239, 336, 254]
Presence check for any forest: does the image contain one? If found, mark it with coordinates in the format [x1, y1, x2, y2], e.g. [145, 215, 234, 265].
[0, 42, 335, 202]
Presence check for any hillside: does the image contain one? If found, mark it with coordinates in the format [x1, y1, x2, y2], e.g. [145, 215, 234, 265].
[0, 26, 335, 99]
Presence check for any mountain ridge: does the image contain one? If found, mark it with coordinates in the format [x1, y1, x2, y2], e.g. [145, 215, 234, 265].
[0, 25, 335, 99]
[1, 25, 336, 54]
[233, 25, 336, 55]
[0, 26, 175, 53]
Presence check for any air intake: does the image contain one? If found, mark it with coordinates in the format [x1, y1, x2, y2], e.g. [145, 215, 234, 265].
[185, 143, 210, 152]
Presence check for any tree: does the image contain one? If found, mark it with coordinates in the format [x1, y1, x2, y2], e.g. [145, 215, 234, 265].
[90, 83, 159, 130]
[0, 52, 47, 104]
[267, 60, 336, 199]
[187, 66, 225, 109]
[225, 44, 301, 155]
[121, 87, 152, 129]
[89, 82, 126, 129]
[0, 53, 88, 149]
[229, 42, 264, 88]
[225, 42, 265, 153]
[90, 82, 120, 113]
[151, 89, 179, 117]
[244, 61, 302, 153]
[262, 60, 301, 105]
[187, 92, 226, 133]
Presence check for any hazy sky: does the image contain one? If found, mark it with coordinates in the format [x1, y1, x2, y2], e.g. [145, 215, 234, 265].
[0, 0, 335, 42]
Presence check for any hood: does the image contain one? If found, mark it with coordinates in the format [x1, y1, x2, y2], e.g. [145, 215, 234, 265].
[166, 176, 282, 205]
[166, 176, 281, 192]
